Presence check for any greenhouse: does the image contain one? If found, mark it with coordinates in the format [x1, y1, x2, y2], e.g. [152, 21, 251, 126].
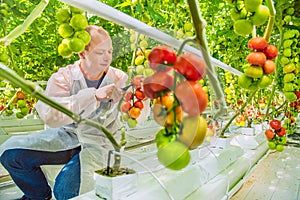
[0, 0, 299, 199]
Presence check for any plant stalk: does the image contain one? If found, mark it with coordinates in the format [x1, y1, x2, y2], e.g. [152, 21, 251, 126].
[187, 0, 227, 118]
[0, 63, 121, 150]
[220, 89, 258, 137]
[264, 0, 276, 42]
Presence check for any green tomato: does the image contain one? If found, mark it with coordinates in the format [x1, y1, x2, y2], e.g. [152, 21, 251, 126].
[283, 73, 295, 83]
[276, 136, 287, 145]
[268, 141, 276, 150]
[283, 63, 296, 74]
[276, 144, 284, 152]
[284, 83, 294, 92]
[238, 73, 252, 89]
[5, 110, 13, 116]
[245, 66, 263, 79]
[56, 9, 71, 24]
[283, 40, 294, 48]
[284, 92, 297, 102]
[16, 112, 25, 119]
[258, 75, 272, 89]
[20, 107, 30, 115]
[234, 19, 253, 36]
[251, 5, 270, 26]
[280, 57, 290, 65]
[17, 100, 27, 108]
[155, 128, 176, 148]
[283, 48, 292, 57]
[127, 118, 137, 128]
[245, 0, 262, 12]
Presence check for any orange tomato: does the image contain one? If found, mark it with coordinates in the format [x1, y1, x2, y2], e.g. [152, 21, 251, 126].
[265, 129, 275, 139]
[121, 101, 132, 113]
[263, 60, 276, 74]
[155, 92, 175, 110]
[246, 52, 267, 66]
[175, 81, 208, 116]
[129, 107, 141, 119]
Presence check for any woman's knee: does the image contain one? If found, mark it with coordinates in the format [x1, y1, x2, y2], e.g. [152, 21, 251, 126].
[1, 149, 17, 168]
[0, 149, 28, 170]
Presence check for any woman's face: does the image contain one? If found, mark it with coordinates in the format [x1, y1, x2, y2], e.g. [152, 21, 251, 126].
[83, 39, 113, 74]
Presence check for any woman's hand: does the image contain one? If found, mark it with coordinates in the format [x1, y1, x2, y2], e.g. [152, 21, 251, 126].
[95, 83, 122, 103]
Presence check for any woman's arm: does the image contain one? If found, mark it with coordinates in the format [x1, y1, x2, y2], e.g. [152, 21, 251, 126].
[35, 67, 98, 127]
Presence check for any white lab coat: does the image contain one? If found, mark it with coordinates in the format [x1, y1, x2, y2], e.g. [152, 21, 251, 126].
[0, 60, 128, 194]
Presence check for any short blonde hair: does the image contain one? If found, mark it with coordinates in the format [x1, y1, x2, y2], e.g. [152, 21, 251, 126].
[85, 25, 111, 51]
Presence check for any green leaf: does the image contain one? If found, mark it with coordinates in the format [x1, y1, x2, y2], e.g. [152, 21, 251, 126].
[136, 2, 142, 13]
[114, 1, 131, 8]
[148, 6, 165, 23]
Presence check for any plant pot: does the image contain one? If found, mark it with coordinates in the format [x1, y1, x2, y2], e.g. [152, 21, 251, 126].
[240, 127, 255, 136]
[210, 136, 232, 149]
[94, 170, 138, 200]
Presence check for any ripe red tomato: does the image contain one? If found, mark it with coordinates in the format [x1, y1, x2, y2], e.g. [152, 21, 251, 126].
[134, 100, 144, 109]
[276, 127, 286, 137]
[265, 129, 275, 139]
[174, 53, 206, 81]
[16, 91, 26, 100]
[121, 101, 132, 113]
[270, 119, 281, 131]
[143, 71, 174, 99]
[294, 91, 300, 99]
[263, 44, 278, 60]
[263, 60, 276, 74]
[175, 80, 208, 116]
[135, 89, 145, 100]
[143, 83, 156, 99]
[246, 52, 267, 66]
[148, 46, 177, 71]
[248, 37, 267, 51]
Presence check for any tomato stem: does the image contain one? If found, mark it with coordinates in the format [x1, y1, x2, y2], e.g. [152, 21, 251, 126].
[264, 8, 283, 121]
[263, 0, 276, 42]
[177, 37, 196, 56]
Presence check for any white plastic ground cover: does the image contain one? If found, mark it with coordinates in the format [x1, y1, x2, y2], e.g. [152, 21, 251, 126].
[59, 0, 242, 76]
[71, 140, 269, 200]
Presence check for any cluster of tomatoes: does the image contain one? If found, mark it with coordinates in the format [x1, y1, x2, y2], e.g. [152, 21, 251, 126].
[228, 0, 270, 36]
[238, 37, 278, 90]
[0, 91, 34, 119]
[265, 119, 287, 152]
[120, 76, 146, 128]
[141, 45, 208, 170]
